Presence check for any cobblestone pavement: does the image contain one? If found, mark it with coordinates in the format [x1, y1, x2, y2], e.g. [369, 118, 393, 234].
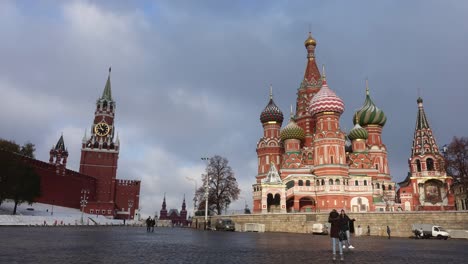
[0, 226, 467, 264]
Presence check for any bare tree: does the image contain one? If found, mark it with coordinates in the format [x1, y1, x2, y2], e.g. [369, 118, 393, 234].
[444, 136, 468, 181]
[195, 155, 240, 215]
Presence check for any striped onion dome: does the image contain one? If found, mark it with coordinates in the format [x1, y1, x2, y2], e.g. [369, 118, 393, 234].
[309, 73, 345, 116]
[280, 117, 305, 141]
[353, 82, 387, 127]
[260, 97, 284, 124]
[348, 123, 369, 140]
[260, 87, 284, 124]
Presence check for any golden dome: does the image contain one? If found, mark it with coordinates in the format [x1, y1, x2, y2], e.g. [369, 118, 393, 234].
[304, 32, 316, 47]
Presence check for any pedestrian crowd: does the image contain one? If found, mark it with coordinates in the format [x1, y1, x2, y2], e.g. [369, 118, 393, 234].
[328, 209, 356, 261]
[146, 216, 156, 232]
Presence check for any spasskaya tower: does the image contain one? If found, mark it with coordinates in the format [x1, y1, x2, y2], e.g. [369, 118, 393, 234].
[79, 67, 120, 202]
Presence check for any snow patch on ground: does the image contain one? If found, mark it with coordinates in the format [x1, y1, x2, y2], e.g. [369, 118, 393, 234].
[0, 201, 139, 226]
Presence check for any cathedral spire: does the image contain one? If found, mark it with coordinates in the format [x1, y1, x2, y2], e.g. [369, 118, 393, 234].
[300, 32, 322, 89]
[416, 97, 430, 129]
[411, 97, 439, 156]
[321, 64, 327, 85]
[101, 67, 112, 101]
[269, 84, 273, 99]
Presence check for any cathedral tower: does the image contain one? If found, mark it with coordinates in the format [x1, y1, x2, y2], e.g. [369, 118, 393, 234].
[295, 32, 322, 147]
[398, 97, 454, 210]
[352, 81, 389, 176]
[256, 86, 284, 181]
[79, 68, 119, 202]
[309, 66, 347, 175]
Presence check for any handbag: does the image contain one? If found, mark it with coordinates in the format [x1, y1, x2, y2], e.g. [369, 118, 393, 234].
[339, 230, 347, 241]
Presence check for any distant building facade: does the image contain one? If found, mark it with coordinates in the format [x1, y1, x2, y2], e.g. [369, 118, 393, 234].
[159, 194, 188, 226]
[27, 69, 141, 219]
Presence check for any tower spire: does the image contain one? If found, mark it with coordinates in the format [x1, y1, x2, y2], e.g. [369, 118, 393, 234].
[101, 67, 112, 101]
[411, 97, 439, 156]
[55, 134, 66, 151]
[269, 84, 273, 99]
[366, 78, 369, 95]
[322, 64, 327, 85]
[300, 32, 321, 89]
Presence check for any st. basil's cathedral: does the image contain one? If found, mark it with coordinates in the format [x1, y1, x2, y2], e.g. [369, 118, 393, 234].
[252, 33, 455, 213]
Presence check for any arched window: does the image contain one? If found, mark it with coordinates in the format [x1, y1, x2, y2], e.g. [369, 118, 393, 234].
[329, 179, 333, 185]
[298, 180, 304, 186]
[416, 160, 421, 172]
[364, 180, 367, 186]
[306, 180, 310, 186]
[321, 179, 325, 185]
[355, 180, 359, 186]
[286, 181, 295, 190]
[335, 179, 340, 185]
[376, 183, 380, 189]
[427, 158, 434, 171]
[382, 185, 386, 191]
[316, 180, 320, 186]
[388, 185, 392, 190]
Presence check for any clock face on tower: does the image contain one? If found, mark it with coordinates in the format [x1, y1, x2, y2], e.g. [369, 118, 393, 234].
[94, 122, 111, 137]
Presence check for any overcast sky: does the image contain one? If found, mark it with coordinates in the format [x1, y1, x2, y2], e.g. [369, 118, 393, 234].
[1, 0, 467, 217]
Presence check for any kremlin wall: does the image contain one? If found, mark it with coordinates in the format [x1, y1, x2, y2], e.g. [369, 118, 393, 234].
[8, 68, 141, 220]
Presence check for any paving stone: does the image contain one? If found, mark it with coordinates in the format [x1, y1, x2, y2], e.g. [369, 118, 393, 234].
[0, 226, 466, 264]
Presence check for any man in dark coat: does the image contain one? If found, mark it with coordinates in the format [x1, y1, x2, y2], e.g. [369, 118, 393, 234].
[329, 209, 344, 261]
[146, 217, 152, 232]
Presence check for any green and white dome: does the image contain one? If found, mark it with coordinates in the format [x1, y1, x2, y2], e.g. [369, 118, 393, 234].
[280, 117, 305, 141]
[348, 123, 369, 140]
[353, 81, 387, 127]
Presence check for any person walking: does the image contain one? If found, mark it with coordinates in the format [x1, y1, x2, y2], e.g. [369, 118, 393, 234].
[151, 218, 156, 232]
[146, 217, 152, 232]
[387, 225, 391, 239]
[367, 225, 370, 236]
[329, 209, 344, 261]
[340, 209, 355, 249]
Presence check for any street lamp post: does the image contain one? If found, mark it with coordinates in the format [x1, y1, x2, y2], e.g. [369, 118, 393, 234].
[80, 189, 89, 225]
[204, 176, 210, 230]
[128, 199, 134, 224]
[201, 157, 210, 230]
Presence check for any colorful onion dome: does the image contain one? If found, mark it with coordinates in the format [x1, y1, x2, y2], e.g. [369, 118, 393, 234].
[260, 86, 284, 124]
[353, 80, 387, 127]
[309, 66, 345, 116]
[304, 32, 317, 47]
[348, 123, 369, 140]
[281, 115, 305, 141]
